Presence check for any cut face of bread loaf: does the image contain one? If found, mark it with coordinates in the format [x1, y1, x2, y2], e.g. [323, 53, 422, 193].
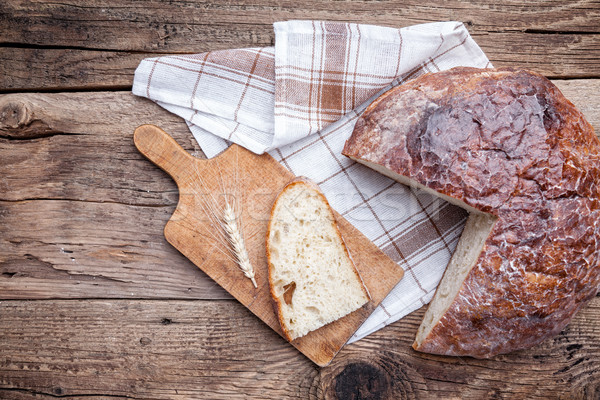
[343, 67, 600, 358]
[267, 178, 370, 341]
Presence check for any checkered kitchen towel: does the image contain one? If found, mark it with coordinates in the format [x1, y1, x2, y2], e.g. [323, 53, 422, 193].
[133, 20, 490, 342]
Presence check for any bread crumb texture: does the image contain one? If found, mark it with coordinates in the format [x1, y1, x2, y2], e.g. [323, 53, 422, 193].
[267, 180, 369, 340]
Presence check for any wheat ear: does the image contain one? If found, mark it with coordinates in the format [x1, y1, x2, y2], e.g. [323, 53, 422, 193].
[222, 201, 257, 288]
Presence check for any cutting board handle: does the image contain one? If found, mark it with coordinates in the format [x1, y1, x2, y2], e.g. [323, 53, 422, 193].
[134, 124, 196, 182]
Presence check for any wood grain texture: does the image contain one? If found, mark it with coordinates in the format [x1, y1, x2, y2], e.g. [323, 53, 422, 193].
[1, 1, 599, 91]
[1, 79, 598, 301]
[0, 298, 599, 399]
[0, 198, 230, 300]
[0, 92, 231, 300]
[2, 32, 598, 91]
[133, 124, 403, 366]
[3, 0, 598, 50]
[0, 92, 199, 205]
[1, 0, 599, 389]
[0, 47, 151, 92]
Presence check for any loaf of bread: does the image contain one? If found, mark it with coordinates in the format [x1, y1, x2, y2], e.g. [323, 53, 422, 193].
[266, 177, 370, 341]
[343, 67, 600, 358]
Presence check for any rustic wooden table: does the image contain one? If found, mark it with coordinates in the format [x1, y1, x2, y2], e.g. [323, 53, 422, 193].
[1, 2, 600, 399]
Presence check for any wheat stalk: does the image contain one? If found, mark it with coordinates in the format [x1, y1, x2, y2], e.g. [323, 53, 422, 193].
[222, 201, 257, 288]
[188, 146, 257, 288]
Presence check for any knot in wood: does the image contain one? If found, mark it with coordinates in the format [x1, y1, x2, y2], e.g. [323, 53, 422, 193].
[139, 337, 152, 346]
[0, 98, 32, 131]
[0, 96, 57, 138]
[334, 362, 391, 400]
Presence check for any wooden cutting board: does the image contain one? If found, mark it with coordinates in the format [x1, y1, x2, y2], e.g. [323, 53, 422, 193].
[133, 124, 404, 366]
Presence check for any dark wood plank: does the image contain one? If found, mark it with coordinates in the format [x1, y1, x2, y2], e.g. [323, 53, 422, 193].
[0, 298, 598, 399]
[1, 1, 599, 91]
[2, 0, 598, 51]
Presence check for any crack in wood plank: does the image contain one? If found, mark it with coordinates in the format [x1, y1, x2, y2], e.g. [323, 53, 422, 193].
[0, 197, 176, 208]
[0, 132, 86, 140]
[13, 252, 137, 285]
[0, 387, 141, 399]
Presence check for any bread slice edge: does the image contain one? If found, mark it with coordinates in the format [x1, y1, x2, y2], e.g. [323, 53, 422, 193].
[345, 156, 498, 351]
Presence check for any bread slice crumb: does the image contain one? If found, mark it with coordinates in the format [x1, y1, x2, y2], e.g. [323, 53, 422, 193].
[266, 177, 370, 341]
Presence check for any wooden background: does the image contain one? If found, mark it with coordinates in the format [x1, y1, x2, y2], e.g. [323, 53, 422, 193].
[1, 1, 600, 399]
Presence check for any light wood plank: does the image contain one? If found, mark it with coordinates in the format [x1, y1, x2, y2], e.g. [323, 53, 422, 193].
[553, 79, 600, 128]
[0, 298, 598, 399]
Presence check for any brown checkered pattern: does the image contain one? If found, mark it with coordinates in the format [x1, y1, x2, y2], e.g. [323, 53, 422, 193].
[132, 20, 490, 342]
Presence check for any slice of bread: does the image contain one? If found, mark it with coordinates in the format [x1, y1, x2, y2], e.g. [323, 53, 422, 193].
[266, 177, 370, 341]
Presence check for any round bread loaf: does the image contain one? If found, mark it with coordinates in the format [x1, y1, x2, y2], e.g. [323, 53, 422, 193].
[342, 67, 600, 358]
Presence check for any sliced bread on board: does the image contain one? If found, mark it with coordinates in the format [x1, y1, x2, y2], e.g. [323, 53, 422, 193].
[266, 177, 370, 341]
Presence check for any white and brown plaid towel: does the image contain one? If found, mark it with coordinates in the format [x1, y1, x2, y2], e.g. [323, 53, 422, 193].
[133, 20, 490, 343]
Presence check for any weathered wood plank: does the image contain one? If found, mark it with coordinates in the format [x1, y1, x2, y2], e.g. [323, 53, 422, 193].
[0, 199, 230, 299]
[1, 79, 599, 300]
[0, 298, 598, 399]
[0, 92, 220, 299]
[1, 1, 599, 91]
[0, 92, 202, 205]
[0, 92, 227, 299]
[475, 32, 600, 78]
[2, 0, 598, 51]
[1, 79, 598, 203]
[3, 32, 599, 91]
[0, 47, 150, 92]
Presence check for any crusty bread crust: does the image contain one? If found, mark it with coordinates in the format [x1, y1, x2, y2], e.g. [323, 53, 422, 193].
[266, 176, 370, 342]
[343, 67, 600, 357]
